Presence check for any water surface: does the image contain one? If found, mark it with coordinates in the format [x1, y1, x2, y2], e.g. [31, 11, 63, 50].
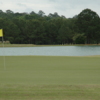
[0, 46, 100, 56]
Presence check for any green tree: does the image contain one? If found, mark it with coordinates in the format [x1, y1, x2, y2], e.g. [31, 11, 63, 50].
[5, 21, 20, 43]
[38, 10, 45, 17]
[44, 21, 58, 44]
[58, 23, 71, 44]
[26, 19, 45, 44]
[73, 33, 86, 44]
[12, 18, 27, 43]
[77, 8, 100, 44]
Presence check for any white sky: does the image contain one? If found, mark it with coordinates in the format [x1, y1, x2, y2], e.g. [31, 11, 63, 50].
[0, 0, 100, 18]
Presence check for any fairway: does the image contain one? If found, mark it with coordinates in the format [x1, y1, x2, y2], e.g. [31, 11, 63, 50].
[0, 56, 100, 100]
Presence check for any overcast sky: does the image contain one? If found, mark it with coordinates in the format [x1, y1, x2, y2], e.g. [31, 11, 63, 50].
[0, 0, 100, 18]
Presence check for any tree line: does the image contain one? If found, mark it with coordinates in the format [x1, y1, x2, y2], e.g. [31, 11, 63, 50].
[0, 8, 100, 44]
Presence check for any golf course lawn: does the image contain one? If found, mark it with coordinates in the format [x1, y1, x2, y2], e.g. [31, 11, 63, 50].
[0, 56, 100, 100]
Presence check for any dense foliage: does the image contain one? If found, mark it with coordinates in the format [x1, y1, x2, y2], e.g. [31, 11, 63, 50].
[0, 8, 100, 44]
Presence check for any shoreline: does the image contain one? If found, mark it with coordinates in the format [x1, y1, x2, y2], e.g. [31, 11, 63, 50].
[0, 55, 100, 57]
[0, 44, 100, 47]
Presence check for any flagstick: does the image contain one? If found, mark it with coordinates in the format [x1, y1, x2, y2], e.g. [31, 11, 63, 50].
[2, 37, 6, 70]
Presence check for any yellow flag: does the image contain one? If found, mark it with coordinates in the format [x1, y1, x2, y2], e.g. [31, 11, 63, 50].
[0, 29, 3, 37]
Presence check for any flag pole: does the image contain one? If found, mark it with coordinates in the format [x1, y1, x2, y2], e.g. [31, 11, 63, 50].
[0, 29, 6, 70]
[2, 36, 6, 70]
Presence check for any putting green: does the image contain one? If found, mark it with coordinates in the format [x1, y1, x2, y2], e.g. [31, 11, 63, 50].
[0, 56, 100, 85]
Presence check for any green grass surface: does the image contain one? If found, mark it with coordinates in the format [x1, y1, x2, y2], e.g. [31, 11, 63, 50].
[0, 56, 100, 100]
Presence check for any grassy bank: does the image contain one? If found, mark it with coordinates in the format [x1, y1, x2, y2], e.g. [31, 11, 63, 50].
[0, 44, 36, 47]
[0, 43, 100, 47]
[0, 56, 100, 100]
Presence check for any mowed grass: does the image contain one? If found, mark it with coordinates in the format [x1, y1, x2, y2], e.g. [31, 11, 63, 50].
[0, 56, 100, 100]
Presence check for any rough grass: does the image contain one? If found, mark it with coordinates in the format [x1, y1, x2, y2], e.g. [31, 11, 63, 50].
[0, 56, 100, 100]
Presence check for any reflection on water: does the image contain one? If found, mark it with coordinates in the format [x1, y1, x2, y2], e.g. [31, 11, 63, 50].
[0, 46, 100, 56]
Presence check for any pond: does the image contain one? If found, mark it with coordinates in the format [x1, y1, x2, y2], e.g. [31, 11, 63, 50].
[0, 46, 100, 56]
